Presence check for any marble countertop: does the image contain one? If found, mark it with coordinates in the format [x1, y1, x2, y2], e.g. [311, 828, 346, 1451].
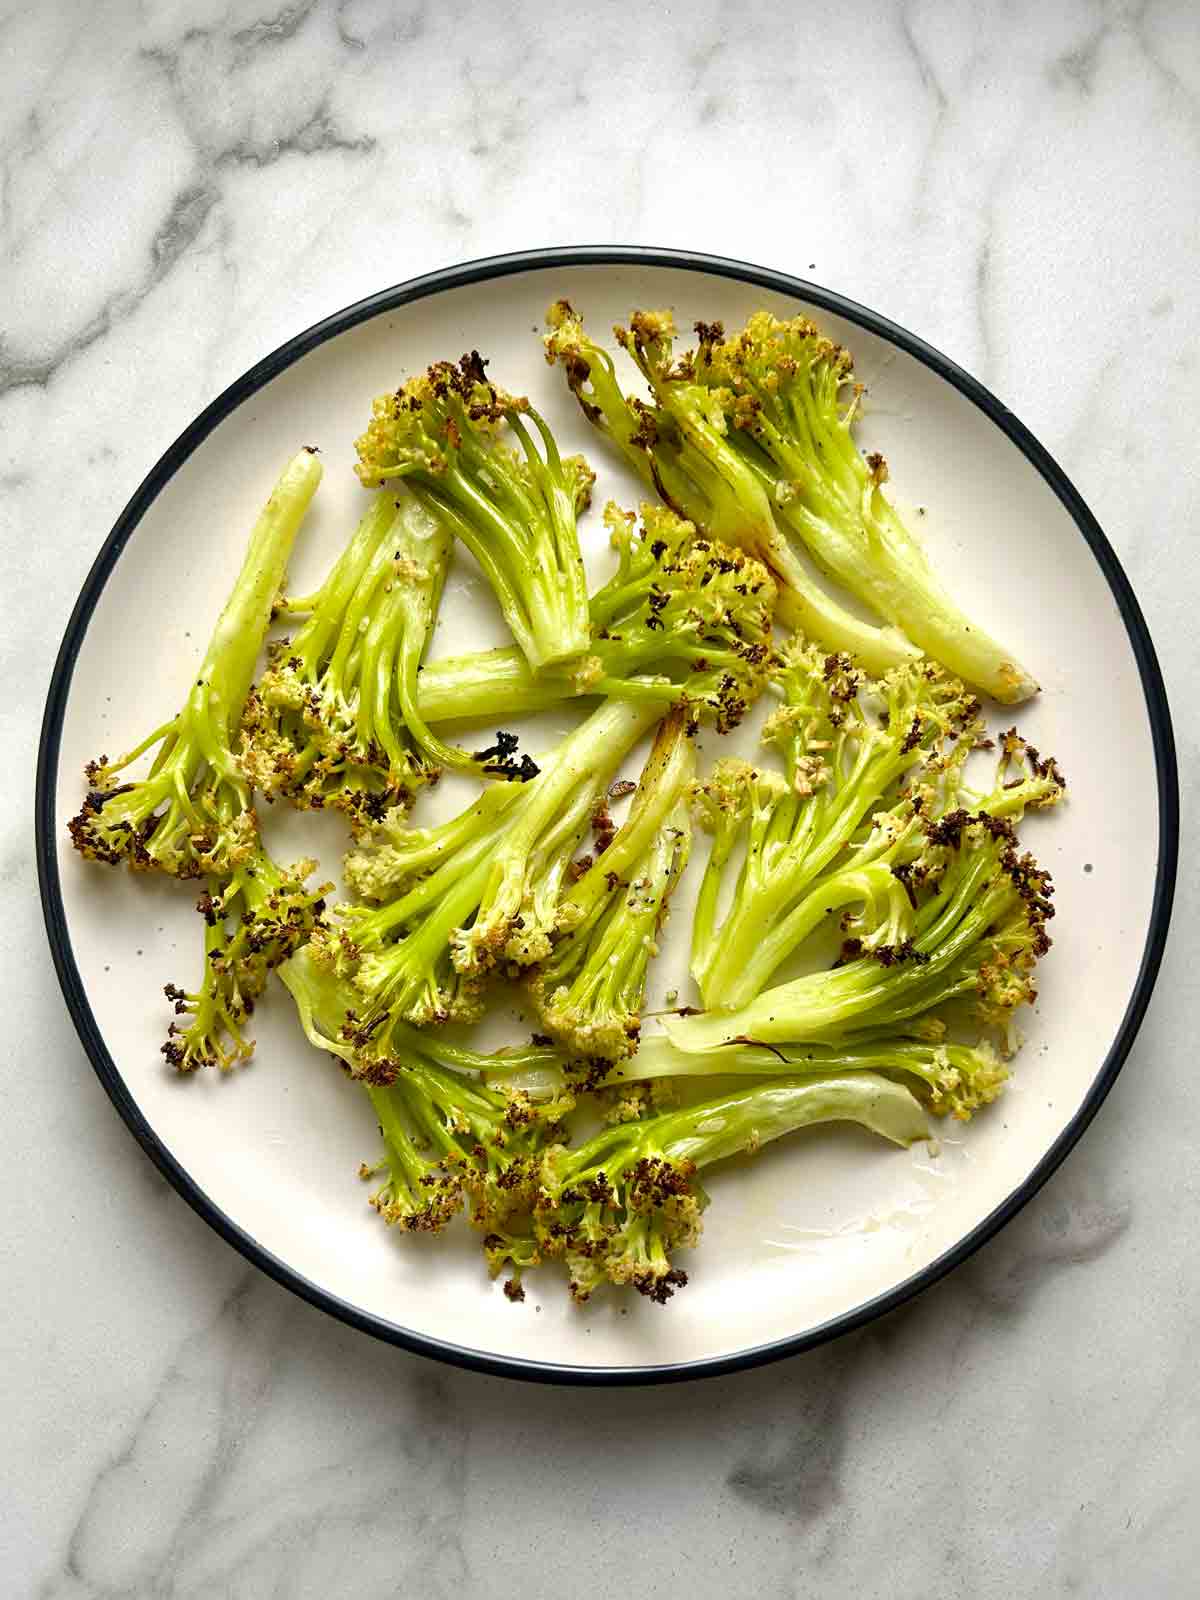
[4, 1, 1195, 1594]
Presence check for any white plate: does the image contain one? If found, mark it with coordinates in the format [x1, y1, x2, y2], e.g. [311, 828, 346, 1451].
[38, 249, 1177, 1383]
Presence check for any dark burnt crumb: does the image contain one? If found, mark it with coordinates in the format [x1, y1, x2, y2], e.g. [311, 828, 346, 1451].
[503, 1278, 526, 1303]
[693, 319, 724, 348]
[875, 939, 929, 968]
[562, 353, 601, 423]
[592, 802, 616, 855]
[835, 937, 864, 968]
[531, 1033, 553, 1047]
[569, 1057, 615, 1094]
[1004, 729, 1063, 786]
[474, 730, 520, 763]
[355, 1054, 400, 1087]
[923, 807, 971, 849]
[820, 651, 859, 704]
[568, 854, 594, 882]
[891, 861, 920, 908]
[649, 538, 668, 561]
[977, 811, 1018, 843]
[608, 779, 637, 801]
[640, 1267, 688, 1305]
[605, 870, 622, 892]
[457, 349, 488, 387]
[473, 731, 540, 782]
[631, 400, 660, 454]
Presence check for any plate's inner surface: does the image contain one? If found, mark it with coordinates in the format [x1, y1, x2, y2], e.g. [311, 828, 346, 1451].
[53, 264, 1158, 1370]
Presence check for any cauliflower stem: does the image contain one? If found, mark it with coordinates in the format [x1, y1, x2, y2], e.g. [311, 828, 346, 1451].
[69, 450, 323, 876]
[545, 300, 919, 676]
[692, 641, 1063, 1009]
[414, 503, 777, 732]
[534, 1072, 928, 1303]
[528, 707, 695, 1059]
[242, 486, 476, 824]
[355, 352, 591, 672]
[314, 698, 671, 1054]
[546, 302, 1039, 702]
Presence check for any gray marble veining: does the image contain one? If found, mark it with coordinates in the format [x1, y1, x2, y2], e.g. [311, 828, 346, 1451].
[3, 0, 1196, 1595]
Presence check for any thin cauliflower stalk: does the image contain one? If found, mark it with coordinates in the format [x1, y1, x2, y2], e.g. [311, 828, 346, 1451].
[691, 639, 1063, 1009]
[355, 352, 592, 672]
[413, 502, 778, 731]
[240, 487, 474, 826]
[545, 300, 919, 676]
[69, 450, 322, 876]
[533, 1074, 929, 1303]
[313, 699, 671, 1061]
[529, 708, 695, 1059]
[692, 312, 1037, 703]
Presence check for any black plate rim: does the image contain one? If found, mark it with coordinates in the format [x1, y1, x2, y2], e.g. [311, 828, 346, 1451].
[36, 245, 1179, 1386]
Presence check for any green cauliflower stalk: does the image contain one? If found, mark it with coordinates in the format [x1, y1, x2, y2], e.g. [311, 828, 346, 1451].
[528, 708, 695, 1060]
[361, 1059, 573, 1252]
[280, 943, 568, 1087]
[534, 1073, 929, 1303]
[163, 855, 331, 1072]
[544, 300, 919, 677]
[69, 450, 323, 876]
[666, 811, 1056, 1054]
[279, 947, 573, 1295]
[414, 503, 778, 733]
[616, 1035, 1009, 1124]
[314, 698, 671, 1053]
[355, 352, 592, 672]
[692, 640, 1063, 1009]
[692, 312, 1038, 703]
[241, 486, 476, 823]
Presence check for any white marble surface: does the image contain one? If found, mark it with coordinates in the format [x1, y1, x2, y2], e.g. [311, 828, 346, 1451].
[2, 0, 1195, 1593]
